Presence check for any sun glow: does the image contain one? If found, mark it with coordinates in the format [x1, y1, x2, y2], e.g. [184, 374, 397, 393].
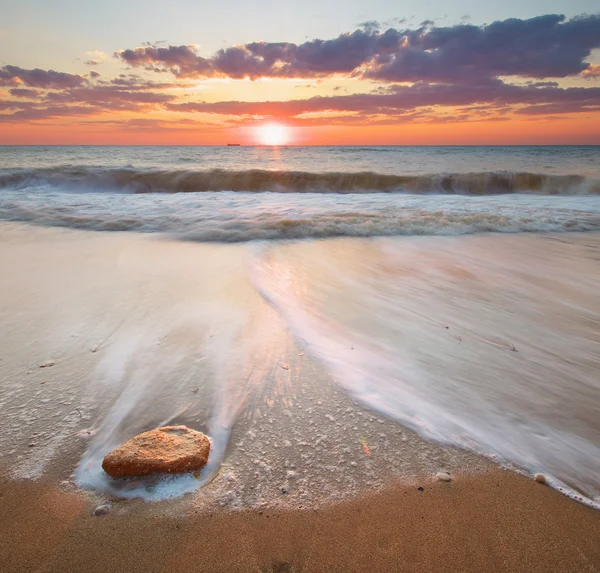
[255, 122, 290, 146]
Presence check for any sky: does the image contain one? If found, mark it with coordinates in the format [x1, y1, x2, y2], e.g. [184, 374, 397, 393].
[0, 0, 599, 144]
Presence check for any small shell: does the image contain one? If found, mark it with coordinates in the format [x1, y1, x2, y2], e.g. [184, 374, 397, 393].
[94, 504, 111, 516]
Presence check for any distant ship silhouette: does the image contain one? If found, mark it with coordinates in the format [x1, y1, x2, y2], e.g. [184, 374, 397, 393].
[227, 143, 241, 146]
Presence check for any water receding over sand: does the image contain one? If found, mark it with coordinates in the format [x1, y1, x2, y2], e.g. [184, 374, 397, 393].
[0, 223, 598, 509]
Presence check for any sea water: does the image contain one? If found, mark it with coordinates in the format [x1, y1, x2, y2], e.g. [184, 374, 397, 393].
[1, 145, 599, 506]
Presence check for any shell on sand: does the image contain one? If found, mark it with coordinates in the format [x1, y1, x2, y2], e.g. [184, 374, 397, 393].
[534, 473, 547, 484]
[102, 426, 211, 478]
[94, 504, 111, 516]
[435, 472, 452, 482]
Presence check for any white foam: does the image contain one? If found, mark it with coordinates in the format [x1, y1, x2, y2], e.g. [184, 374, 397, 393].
[2, 184, 600, 240]
[248, 237, 600, 508]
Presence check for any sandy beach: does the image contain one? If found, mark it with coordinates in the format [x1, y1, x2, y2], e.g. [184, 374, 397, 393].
[1, 222, 599, 572]
[1, 469, 599, 573]
[3, 1, 600, 568]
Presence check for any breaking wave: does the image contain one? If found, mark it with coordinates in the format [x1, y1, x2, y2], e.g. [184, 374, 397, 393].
[1, 166, 599, 195]
[2, 192, 600, 241]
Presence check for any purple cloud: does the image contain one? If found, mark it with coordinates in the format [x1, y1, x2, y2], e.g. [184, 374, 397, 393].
[8, 88, 41, 98]
[0, 76, 178, 122]
[166, 79, 600, 118]
[116, 14, 600, 81]
[117, 45, 213, 77]
[364, 14, 600, 82]
[0, 65, 86, 88]
[0, 105, 99, 122]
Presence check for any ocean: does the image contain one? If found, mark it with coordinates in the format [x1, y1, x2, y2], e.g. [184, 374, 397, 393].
[1, 145, 599, 508]
[1, 145, 599, 240]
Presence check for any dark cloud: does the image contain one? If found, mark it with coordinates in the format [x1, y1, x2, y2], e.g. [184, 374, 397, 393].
[9, 88, 41, 98]
[513, 102, 600, 115]
[117, 45, 213, 78]
[0, 76, 177, 122]
[0, 105, 99, 122]
[104, 74, 183, 89]
[45, 87, 174, 105]
[0, 65, 86, 88]
[2, 13, 600, 129]
[358, 21, 380, 33]
[73, 116, 229, 133]
[166, 80, 600, 119]
[0, 101, 24, 111]
[364, 14, 600, 82]
[116, 14, 600, 81]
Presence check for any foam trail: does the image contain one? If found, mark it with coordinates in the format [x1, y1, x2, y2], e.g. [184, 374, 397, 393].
[247, 238, 600, 508]
[74, 300, 249, 499]
[74, 269, 290, 500]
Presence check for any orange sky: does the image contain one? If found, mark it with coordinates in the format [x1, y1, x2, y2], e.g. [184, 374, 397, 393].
[1, 113, 598, 146]
[1, 11, 600, 144]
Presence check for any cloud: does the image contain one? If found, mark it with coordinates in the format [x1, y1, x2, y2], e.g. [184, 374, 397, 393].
[0, 105, 99, 122]
[0, 65, 86, 88]
[513, 102, 600, 115]
[43, 85, 176, 106]
[117, 45, 213, 77]
[581, 64, 600, 78]
[9, 88, 41, 98]
[364, 14, 600, 82]
[0, 74, 178, 122]
[166, 79, 600, 119]
[3, 13, 600, 130]
[115, 14, 600, 81]
[104, 73, 183, 89]
[84, 50, 107, 66]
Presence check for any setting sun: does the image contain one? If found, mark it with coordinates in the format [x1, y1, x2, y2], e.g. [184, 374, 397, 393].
[256, 123, 290, 146]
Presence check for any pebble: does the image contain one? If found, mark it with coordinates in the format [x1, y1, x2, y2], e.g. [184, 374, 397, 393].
[534, 473, 547, 484]
[94, 504, 111, 516]
[39, 361, 56, 368]
[435, 472, 452, 482]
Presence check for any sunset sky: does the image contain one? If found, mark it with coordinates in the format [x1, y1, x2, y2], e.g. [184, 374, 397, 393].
[1, 0, 599, 145]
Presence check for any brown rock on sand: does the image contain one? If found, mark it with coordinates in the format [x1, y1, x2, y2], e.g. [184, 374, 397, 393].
[102, 426, 211, 478]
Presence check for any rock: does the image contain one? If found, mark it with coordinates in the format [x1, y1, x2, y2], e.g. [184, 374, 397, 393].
[534, 473, 547, 484]
[94, 504, 111, 516]
[39, 360, 56, 368]
[435, 472, 452, 482]
[102, 426, 211, 478]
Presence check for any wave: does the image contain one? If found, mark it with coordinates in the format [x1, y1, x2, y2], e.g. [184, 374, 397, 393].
[1, 166, 598, 195]
[3, 202, 600, 241]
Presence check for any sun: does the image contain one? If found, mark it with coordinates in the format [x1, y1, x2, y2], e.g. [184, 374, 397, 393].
[256, 122, 290, 146]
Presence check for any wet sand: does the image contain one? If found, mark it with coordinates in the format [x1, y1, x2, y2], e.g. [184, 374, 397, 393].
[1, 223, 599, 571]
[0, 470, 599, 573]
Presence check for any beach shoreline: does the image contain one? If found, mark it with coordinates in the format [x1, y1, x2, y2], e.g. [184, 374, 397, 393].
[1, 468, 599, 573]
[1, 222, 599, 571]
